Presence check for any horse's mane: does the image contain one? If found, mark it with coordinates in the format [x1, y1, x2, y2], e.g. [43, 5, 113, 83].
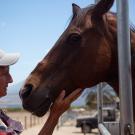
[109, 12, 135, 33]
[130, 23, 135, 33]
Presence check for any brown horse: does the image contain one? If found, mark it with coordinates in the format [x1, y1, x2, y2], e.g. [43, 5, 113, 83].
[20, 0, 135, 117]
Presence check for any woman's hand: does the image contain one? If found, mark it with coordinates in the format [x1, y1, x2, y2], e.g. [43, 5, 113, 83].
[50, 88, 83, 118]
[38, 88, 83, 135]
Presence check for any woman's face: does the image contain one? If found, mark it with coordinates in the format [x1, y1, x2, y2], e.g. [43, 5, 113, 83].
[0, 66, 13, 97]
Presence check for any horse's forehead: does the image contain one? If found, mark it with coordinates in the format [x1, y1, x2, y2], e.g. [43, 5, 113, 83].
[70, 13, 92, 32]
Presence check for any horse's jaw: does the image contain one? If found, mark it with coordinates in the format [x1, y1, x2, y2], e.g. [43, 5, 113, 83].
[22, 97, 52, 117]
[20, 88, 53, 117]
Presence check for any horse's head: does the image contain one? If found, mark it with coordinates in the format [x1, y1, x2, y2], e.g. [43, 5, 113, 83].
[20, 0, 114, 116]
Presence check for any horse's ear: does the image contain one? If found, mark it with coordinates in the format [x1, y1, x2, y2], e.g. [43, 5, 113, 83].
[72, 3, 81, 15]
[91, 0, 114, 22]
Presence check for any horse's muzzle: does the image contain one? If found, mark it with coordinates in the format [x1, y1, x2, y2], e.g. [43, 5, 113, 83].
[19, 84, 33, 99]
[19, 86, 53, 117]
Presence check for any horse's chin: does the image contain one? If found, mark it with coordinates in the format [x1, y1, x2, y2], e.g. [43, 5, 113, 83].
[32, 102, 51, 117]
[22, 98, 52, 117]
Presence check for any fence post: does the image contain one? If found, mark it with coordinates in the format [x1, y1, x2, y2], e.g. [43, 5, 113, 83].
[33, 116, 36, 126]
[30, 115, 32, 127]
[24, 116, 27, 129]
[116, 0, 134, 134]
[97, 84, 103, 124]
[37, 117, 39, 125]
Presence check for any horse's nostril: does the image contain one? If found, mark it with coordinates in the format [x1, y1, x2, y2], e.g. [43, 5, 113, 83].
[21, 84, 33, 99]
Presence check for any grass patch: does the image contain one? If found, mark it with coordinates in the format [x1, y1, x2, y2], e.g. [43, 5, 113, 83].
[6, 107, 24, 112]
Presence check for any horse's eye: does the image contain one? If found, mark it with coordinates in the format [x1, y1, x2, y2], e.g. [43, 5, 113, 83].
[67, 33, 81, 44]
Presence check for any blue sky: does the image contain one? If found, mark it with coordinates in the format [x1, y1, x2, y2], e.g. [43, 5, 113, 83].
[0, 0, 135, 85]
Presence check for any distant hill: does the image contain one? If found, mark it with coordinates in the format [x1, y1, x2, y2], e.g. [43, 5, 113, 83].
[0, 81, 24, 108]
[72, 88, 94, 107]
[8, 81, 24, 94]
[0, 81, 91, 108]
[0, 81, 115, 108]
[72, 84, 116, 107]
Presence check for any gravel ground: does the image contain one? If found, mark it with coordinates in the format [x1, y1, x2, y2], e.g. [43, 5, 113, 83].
[6, 111, 99, 135]
[21, 124, 99, 135]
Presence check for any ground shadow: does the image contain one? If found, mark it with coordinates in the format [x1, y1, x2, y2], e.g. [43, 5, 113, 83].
[72, 131, 98, 135]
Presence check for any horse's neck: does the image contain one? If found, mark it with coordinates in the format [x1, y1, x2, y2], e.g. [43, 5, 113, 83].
[131, 31, 135, 59]
[105, 14, 118, 90]
[106, 14, 135, 93]
[107, 13, 135, 61]
[106, 15, 135, 120]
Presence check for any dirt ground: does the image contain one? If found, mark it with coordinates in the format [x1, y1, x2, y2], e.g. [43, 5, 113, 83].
[54, 126, 98, 135]
[6, 111, 47, 129]
[6, 111, 99, 135]
[21, 124, 98, 135]
[4, 108, 120, 135]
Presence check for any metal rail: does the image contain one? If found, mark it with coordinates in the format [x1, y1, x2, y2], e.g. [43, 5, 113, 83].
[97, 84, 103, 123]
[95, 0, 111, 135]
[98, 124, 111, 135]
[116, 0, 134, 134]
[95, 0, 134, 134]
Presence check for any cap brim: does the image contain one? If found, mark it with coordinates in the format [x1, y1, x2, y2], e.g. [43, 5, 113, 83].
[0, 53, 20, 66]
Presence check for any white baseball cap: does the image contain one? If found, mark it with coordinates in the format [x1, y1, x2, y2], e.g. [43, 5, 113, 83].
[0, 49, 20, 66]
